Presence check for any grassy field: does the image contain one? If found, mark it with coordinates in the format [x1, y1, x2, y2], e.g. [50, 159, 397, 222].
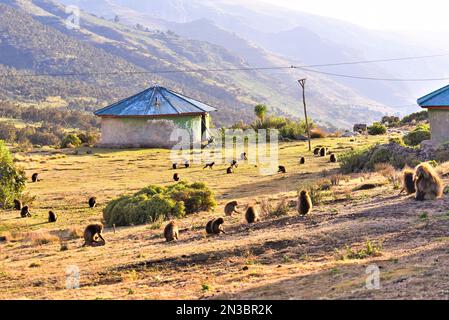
[2, 134, 449, 300]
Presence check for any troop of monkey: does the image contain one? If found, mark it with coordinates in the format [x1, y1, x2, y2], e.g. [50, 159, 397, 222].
[15, 176, 101, 246]
[12, 147, 447, 248]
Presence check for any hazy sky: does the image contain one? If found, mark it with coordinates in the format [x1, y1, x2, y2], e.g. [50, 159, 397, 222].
[259, 0, 449, 32]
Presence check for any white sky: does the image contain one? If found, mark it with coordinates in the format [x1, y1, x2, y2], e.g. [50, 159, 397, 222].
[259, 0, 449, 32]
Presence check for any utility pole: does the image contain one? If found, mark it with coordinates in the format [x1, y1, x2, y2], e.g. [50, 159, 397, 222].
[298, 79, 311, 151]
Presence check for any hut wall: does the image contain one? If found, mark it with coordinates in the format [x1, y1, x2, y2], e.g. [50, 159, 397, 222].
[98, 115, 202, 148]
[428, 109, 449, 144]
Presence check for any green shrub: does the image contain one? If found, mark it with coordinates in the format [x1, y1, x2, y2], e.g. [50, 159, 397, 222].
[367, 122, 387, 135]
[0, 141, 26, 208]
[103, 182, 216, 227]
[400, 110, 428, 125]
[403, 124, 431, 146]
[389, 136, 405, 146]
[339, 144, 421, 173]
[61, 133, 82, 148]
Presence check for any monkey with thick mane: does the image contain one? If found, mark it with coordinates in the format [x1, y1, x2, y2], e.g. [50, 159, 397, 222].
[330, 154, 337, 163]
[320, 148, 327, 157]
[224, 201, 240, 216]
[31, 173, 39, 183]
[13, 199, 22, 211]
[83, 224, 105, 247]
[48, 211, 57, 223]
[414, 162, 443, 201]
[400, 167, 416, 195]
[245, 206, 259, 223]
[206, 218, 226, 235]
[164, 221, 179, 242]
[278, 166, 286, 174]
[88, 197, 97, 208]
[298, 190, 312, 215]
[20, 206, 31, 218]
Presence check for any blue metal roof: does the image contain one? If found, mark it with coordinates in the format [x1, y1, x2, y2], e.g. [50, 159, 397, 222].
[94, 86, 218, 117]
[418, 84, 449, 108]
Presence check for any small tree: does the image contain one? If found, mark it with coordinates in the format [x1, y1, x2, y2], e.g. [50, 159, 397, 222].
[368, 122, 387, 135]
[254, 104, 267, 123]
[0, 141, 26, 208]
[61, 133, 82, 148]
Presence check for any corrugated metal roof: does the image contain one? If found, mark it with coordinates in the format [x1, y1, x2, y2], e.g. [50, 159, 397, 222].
[94, 86, 218, 117]
[418, 84, 449, 108]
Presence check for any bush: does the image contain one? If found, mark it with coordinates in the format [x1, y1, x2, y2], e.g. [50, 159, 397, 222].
[0, 141, 26, 208]
[103, 182, 216, 227]
[61, 133, 82, 148]
[389, 136, 405, 146]
[400, 111, 428, 125]
[403, 124, 431, 146]
[339, 143, 422, 173]
[367, 122, 387, 135]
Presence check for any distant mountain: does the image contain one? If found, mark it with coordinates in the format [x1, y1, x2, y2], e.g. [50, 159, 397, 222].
[57, 0, 449, 117]
[0, 0, 416, 128]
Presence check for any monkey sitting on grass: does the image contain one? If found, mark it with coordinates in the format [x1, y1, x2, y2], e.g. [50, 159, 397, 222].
[414, 162, 443, 201]
[206, 218, 226, 235]
[399, 167, 416, 195]
[164, 221, 179, 242]
[83, 224, 106, 247]
[298, 190, 312, 215]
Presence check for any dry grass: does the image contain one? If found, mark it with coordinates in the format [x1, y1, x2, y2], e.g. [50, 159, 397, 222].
[5, 135, 449, 300]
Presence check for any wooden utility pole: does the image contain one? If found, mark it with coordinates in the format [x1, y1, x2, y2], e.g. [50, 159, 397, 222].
[298, 79, 312, 151]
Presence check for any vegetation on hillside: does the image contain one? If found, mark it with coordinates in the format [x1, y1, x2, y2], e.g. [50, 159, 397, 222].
[0, 141, 26, 208]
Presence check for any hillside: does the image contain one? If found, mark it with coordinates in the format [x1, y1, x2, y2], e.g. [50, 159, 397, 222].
[59, 0, 449, 116]
[0, 0, 396, 128]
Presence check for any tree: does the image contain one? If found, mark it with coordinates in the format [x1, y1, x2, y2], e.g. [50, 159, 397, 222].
[254, 104, 268, 123]
[0, 141, 26, 208]
[367, 122, 387, 135]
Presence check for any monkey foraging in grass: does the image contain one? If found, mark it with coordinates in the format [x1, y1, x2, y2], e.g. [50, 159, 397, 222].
[414, 162, 443, 201]
[245, 206, 259, 223]
[164, 221, 179, 242]
[399, 168, 416, 195]
[172, 163, 178, 170]
[227, 167, 234, 174]
[83, 224, 105, 247]
[278, 166, 286, 174]
[330, 154, 337, 163]
[313, 148, 320, 156]
[20, 206, 31, 218]
[300, 157, 306, 165]
[230, 160, 238, 168]
[204, 162, 215, 170]
[48, 211, 57, 223]
[13, 199, 22, 211]
[173, 173, 180, 182]
[88, 197, 97, 208]
[320, 148, 327, 157]
[224, 201, 240, 216]
[206, 218, 226, 235]
[298, 190, 313, 215]
[31, 173, 39, 183]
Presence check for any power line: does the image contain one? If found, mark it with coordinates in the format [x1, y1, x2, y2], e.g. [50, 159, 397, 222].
[1, 53, 449, 79]
[298, 67, 449, 82]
